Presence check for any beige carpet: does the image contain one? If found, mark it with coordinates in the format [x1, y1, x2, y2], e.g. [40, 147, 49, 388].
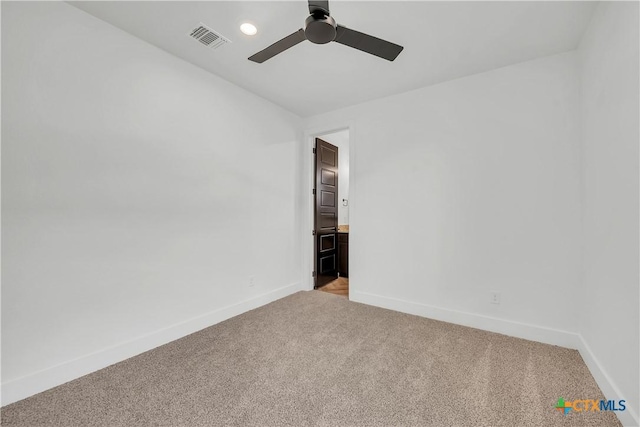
[1, 291, 621, 426]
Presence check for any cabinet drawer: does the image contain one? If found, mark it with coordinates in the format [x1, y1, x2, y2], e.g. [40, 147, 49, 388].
[338, 233, 348, 278]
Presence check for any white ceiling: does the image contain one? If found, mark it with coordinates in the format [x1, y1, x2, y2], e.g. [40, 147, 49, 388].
[69, 1, 596, 117]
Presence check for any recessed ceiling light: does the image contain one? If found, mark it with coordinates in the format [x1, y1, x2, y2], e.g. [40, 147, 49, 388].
[240, 23, 257, 36]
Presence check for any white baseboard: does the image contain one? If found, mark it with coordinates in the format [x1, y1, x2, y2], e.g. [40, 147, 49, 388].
[1, 283, 301, 407]
[576, 335, 639, 427]
[350, 290, 638, 427]
[350, 290, 580, 348]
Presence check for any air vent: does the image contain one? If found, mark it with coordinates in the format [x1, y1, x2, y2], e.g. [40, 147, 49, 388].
[188, 23, 230, 49]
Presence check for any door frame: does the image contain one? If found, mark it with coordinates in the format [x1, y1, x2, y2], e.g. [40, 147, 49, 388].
[301, 122, 356, 293]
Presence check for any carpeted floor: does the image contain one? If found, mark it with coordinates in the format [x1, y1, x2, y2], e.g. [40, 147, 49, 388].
[1, 291, 621, 426]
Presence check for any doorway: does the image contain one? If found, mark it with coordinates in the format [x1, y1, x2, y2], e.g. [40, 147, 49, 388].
[312, 129, 350, 298]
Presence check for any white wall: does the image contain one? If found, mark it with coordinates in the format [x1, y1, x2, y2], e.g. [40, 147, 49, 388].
[579, 2, 639, 425]
[318, 130, 349, 225]
[1, 1, 301, 404]
[304, 51, 583, 337]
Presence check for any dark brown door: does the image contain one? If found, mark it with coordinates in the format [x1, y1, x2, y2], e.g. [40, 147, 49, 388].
[314, 138, 338, 288]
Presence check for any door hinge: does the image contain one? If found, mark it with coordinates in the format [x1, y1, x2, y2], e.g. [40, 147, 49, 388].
[313, 147, 316, 154]
[312, 230, 316, 236]
[312, 271, 316, 277]
[312, 188, 316, 195]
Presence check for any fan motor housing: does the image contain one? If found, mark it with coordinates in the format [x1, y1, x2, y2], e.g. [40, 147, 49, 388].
[304, 14, 337, 44]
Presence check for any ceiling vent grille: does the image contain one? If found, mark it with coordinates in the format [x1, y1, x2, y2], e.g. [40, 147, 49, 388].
[188, 23, 230, 49]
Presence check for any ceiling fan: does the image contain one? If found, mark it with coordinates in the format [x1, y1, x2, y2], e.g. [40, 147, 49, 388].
[248, 0, 404, 63]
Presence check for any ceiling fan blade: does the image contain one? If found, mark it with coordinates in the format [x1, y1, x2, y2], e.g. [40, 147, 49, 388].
[334, 25, 403, 61]
[248, 29, 307, 63]
[308, 0, 330, 15]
